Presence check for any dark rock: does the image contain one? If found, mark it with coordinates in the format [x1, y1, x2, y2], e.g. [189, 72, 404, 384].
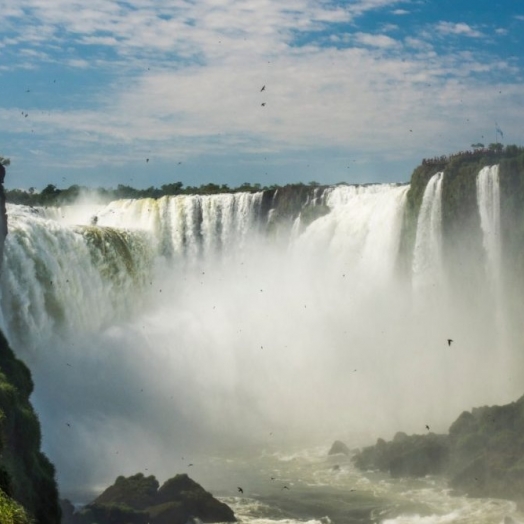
[353, 394, 524, 505]
[91, 473, 159, 509]
[60, 499, 76, 522]
[328, 440, 350, 456]
[353, 433, 449, 478]
[72, 473, 236, 524]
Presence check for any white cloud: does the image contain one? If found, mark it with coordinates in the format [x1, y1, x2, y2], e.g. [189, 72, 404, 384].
[0, 0, 523, 183]
[435, 21, 483, 38]
[354, 32, 400, 48]
[392, 9, 409, 15]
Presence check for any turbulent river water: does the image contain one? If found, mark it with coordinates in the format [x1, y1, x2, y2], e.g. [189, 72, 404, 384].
[1, 168, 523, 522]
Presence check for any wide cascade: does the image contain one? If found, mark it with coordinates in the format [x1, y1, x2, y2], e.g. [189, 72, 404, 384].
[0, 173, 520, 501]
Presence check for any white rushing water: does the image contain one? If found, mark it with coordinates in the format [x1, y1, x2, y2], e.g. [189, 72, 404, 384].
[412, 172, 444, 299]
[476, 165, 502, 295]
[1, 178, 522, 523]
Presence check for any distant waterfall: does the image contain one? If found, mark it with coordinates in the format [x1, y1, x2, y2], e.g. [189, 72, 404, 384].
[476, 165, 501, 291]
[412, 172, 444, 295]
[293, 184, 409, 289]
[91, 192, 267, 262]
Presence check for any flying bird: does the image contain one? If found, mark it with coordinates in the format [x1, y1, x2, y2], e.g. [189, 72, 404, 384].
[447, 339, 453, 346]
[426, 425, 430, 430]
[237, 487, 243, 494]
[261, 102, 266, 106]
[146, 158, 149, 163]
[282, 486, 290, 490]
[261, 85, 266, 91]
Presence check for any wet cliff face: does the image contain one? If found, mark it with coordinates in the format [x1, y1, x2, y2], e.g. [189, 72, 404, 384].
[399, 148, 524, 281]
[0, 164, 7, 261]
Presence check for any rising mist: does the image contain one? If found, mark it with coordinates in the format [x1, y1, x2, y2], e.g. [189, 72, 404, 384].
[0, 175, 520, 497]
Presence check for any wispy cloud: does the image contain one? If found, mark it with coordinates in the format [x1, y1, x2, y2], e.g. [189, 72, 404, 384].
[435, 21, 484, 38]
[354, 32, 400, 48]
[0, 0, 523, 187]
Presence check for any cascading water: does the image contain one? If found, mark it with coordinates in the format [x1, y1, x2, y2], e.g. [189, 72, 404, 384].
[476, 165, 502, 294]
[94, 192, 267, 262]
[0, 205, 154, 349]
[1, 178, 523, 523]
[412, 172, 444, 298]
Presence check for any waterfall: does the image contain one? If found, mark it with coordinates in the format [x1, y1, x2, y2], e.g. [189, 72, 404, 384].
[476, 165, 501, 292]
[0, 205, 154, 349]
[93, 192, 266, 262]
[412, 172, 444, 296]
[0, 182, 520, 494]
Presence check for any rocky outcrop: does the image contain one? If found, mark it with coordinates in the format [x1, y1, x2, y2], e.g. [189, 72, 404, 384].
[64, 473, 236, 524]
[328, 440, 350, 456]
[353, 394, 524, 505]
[353, 432, 449, 478]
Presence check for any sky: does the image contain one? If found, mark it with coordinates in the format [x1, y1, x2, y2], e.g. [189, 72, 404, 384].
[1, 0, 524, 190]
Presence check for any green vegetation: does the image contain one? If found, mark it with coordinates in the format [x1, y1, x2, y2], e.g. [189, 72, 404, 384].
[5, 181, 325, 207]
[0, 331, 61, 524]
[0, 489, 31, 524]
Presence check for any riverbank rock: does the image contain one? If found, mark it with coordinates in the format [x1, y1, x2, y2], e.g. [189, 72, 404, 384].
[353, 394, 524, 505]
[64, 473, 236, 524]
[328, 440, 350, 455]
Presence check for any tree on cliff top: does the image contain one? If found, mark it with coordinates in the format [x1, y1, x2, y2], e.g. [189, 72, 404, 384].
[0, 157, 10, 166]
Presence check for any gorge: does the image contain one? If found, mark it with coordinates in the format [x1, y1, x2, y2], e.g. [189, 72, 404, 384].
[2, 148, 524, 522]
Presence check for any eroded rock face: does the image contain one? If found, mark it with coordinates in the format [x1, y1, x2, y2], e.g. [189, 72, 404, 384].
[65, 473, 236, 524]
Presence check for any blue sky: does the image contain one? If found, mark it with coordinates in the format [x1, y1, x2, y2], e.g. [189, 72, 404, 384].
[1, 0, 523, 190]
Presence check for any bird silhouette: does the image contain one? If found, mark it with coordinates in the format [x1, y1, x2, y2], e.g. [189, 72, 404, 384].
[447, 339, 453, 346]
[261, 102, 266, 106]
[426, 425, 430, 430]
[261, 85, 266, 91]
[237, 487, 243, 494]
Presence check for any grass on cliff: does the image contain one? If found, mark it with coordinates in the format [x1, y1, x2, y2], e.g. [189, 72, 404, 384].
[0, 489, 32, 524]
